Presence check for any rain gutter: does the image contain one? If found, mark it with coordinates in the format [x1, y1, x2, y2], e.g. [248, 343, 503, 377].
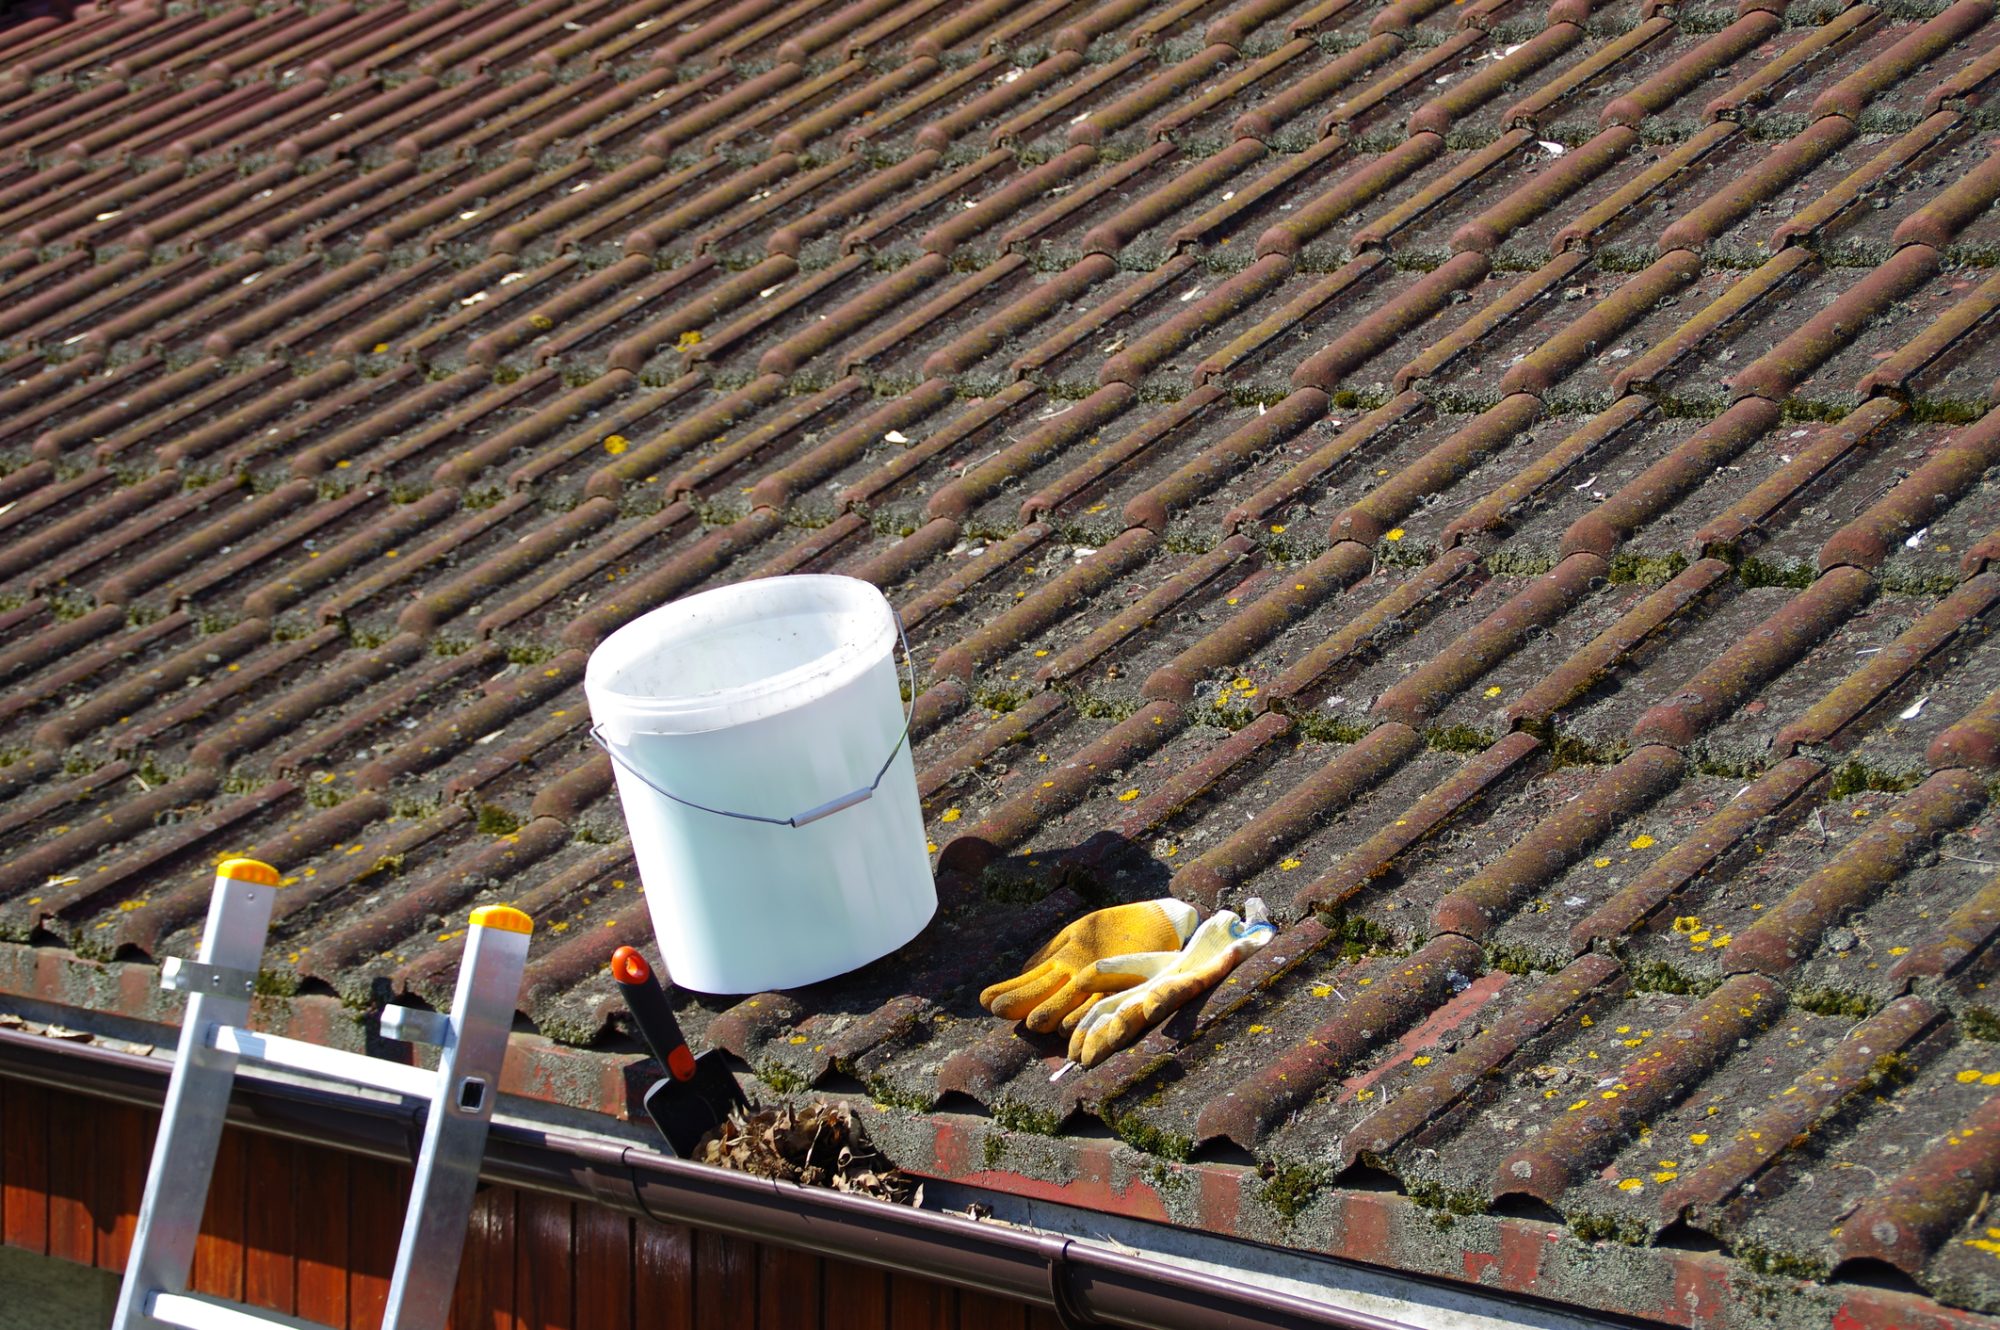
[0, 1028, 1612, 1330]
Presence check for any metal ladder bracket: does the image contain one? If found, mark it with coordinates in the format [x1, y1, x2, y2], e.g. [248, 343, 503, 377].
[158, 957, 258, 998]
[113, 860, 532, 1330]
[381, 1004, 452, 1047]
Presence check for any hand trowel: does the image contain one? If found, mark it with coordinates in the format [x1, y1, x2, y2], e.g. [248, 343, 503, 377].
[609, 945, 748, 1155]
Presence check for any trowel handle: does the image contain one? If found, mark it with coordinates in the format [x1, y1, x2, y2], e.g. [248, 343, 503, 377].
[610, 947, 698, 1083]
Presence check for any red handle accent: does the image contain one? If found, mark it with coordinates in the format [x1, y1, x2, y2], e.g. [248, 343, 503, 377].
[610, 945, 651, 985]
[667, 1045, 698, 1082]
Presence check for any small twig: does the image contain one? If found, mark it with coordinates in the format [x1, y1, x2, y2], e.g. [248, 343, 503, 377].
[1939, 850, 2000, 869]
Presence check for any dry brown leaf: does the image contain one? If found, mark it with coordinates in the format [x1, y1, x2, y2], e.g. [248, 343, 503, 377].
[693, 1100, 915, 1205]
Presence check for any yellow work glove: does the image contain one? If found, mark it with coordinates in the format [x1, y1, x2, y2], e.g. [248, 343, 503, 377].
[1065, 899, 1275, 1068]
[981, 898, 1198, 1032]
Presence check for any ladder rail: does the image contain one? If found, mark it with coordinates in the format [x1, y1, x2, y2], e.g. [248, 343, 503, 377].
[114, 861, 533, 1330]
[381, 909, 532, 1330]
[112, 860, 282, 1330]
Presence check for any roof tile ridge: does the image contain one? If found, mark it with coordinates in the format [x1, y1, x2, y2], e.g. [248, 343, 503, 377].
[1725, 768, 1986, 978]
[1510, 556, 1731, 737]
[1570, 752, 1823, 951]
[1431, 742, 1683, 939]
[1193, 932, 1488, 1149]
[1600, 7, 1781, 128]
[1627, 564, 1875, 748]
[932, 699, 1188, 874]
[1375, 550, 1610, 732]
[1170, 718, 1421, 910]
[1695, 398, 1907, 558]
[1140, 537, 1375, 704]
[1809, 0, 1994, 123]
[1819, 403, 2000, 573]
[1325, 384, 1526, 548]
[1268, 546, 1489, 711]
[1341, 952, 1624, 1170]
[1490, 974, 1784, 1206]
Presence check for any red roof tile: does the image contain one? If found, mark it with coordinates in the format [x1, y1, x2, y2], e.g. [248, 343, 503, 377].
[6, 0, 2000, 1321]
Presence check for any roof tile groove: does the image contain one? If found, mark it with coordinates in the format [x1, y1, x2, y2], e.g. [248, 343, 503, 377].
[7, 0, 2000, 1318]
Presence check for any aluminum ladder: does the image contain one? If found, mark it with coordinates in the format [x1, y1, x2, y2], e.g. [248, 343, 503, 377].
[113, 857, 534, 1330]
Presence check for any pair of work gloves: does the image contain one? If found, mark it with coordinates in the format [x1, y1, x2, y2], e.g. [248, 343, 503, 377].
[979, 897, 1275, 1068]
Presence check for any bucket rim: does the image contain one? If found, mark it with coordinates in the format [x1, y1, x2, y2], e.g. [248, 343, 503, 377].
[584, 574, 896, 736]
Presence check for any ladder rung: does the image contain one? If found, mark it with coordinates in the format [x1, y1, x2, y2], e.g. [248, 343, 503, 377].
[209, 1023, 437, 1101]
[148, 1290, 323, 1330]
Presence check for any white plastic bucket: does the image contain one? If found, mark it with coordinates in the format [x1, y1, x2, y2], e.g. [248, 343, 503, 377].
[584, 574, 935, 994]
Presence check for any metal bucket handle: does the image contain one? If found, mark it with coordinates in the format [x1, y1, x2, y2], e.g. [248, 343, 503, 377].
[589, 609, 916, 829]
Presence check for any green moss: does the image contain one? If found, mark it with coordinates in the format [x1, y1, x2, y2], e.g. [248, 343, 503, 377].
[1567, 1210, 1649, 1245]
[1261, 1165, 1327, 1220]
[1425, 722, 1495, 754]
[1328, 386, 1392, 413]
[1828, 760, 1920, 800]
[1488, 943, 1548, 976]
[1067, 688, 1137, 722]
[1406, 1178, 1489, 1218]
[865, 1077, 934, 1113]
[1790, 985, 1877, 1019]
[1909, 396, 1991, 425]
[430, 635, 475, 657]
[254, 967, 299, 998]
[981, 865, 1053, 906]
[756, 1061, 810, 1095]
[1109, 1113, 1192, 1162]
[1313, 904, 1399, 962]
[972, 683, 1034, 714]
[475, 804, 523, 836]
[992, 1100, 1062, 1135]
[1607, 550, 1689, 585]
[1780, 397, 1849, 424]
[982, 1132, 1008, 1170]
[48, 592, 97, 621]
[1547, 732, 1624, 770]
[1869, 1050, 1918, 1088]
[1626, 957, 1709, 996]
[1735, 557, 1815, 590]
[1689, 750, 1768, 782]
[505, 643, 557, 666]
[1291, 710, 1374, 744]
[1485, 548, 1559, 578]
[1733, 1239, 1828, 1281]
[1374, 536, 1434, 569]
[1963, 1007, 2000, 1042]
[1876, 564, 1964, 596]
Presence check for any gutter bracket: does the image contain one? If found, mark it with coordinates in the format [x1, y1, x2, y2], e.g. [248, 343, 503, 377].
[1045, 1237, 1102, 1330]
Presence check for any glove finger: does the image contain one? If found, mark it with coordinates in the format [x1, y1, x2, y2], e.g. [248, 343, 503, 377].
[1079, 1004, 1153, 1067]
[1024, 973, 1095, 1032]
[1137, 973, 1203, 1021]
[1079, 978, 1195, 1066]
[1020, 919, 1078, 972]
[980, 962, 1058, 1019]
[1060, 992, 1106, 1037]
